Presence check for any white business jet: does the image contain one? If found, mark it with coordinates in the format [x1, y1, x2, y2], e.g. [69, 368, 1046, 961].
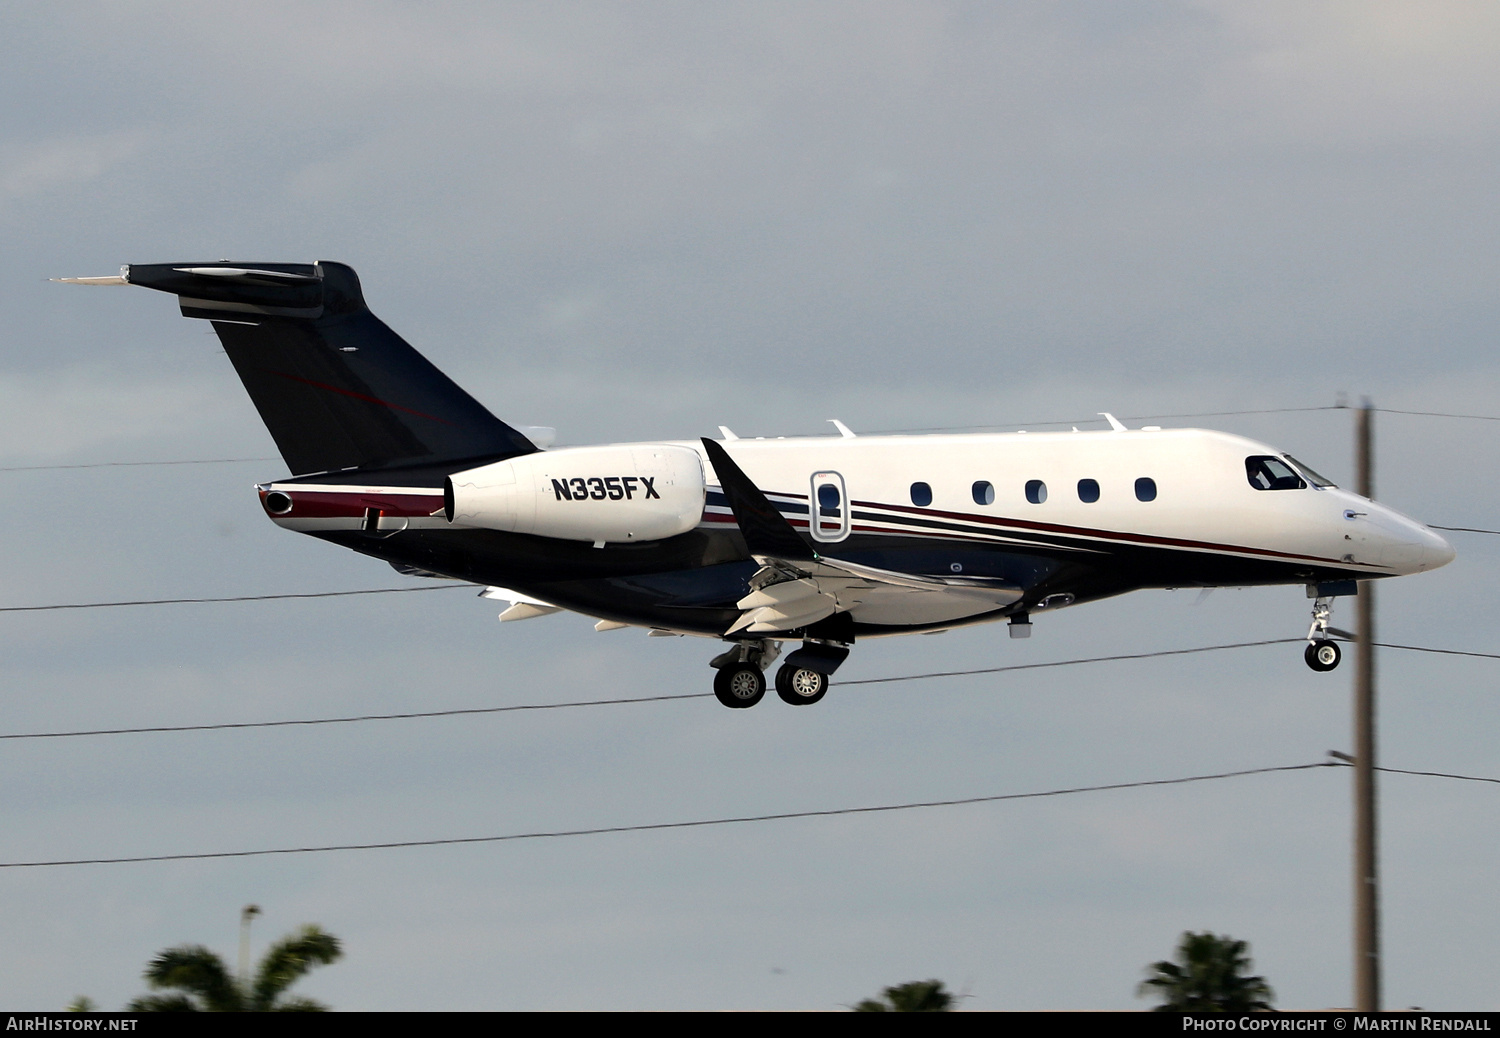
[60, 262, 1454, 708]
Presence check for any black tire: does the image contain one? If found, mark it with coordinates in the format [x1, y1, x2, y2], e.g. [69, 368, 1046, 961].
[1304, 640, 1341, 672]
[775, 664, 829, 705]
[713, 665, 765, 708]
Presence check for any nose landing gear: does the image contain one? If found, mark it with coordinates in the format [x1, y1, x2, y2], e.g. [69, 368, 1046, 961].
[1304, 593, 1350, 672]
[1305, 638, 1342, 672]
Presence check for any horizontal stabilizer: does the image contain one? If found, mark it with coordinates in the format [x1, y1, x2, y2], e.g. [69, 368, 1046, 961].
[53, 274, 127, 286]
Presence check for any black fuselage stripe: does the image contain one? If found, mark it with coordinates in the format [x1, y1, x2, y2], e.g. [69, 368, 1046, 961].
[706, 486, 1344, 566]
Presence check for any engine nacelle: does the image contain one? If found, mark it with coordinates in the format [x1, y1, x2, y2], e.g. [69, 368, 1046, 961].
[445, 444, 706, 543]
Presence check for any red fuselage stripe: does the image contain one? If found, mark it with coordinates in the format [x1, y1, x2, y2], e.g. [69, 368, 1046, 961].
[265, 490, 442, 518]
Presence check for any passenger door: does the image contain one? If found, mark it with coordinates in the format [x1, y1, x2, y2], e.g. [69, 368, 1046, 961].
[809, 471, 850, 543]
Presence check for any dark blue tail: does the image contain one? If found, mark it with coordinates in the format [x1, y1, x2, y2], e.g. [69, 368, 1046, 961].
[126, 261, 538, 477]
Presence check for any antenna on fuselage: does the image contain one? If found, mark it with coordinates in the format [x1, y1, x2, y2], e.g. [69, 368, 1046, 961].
[1099, 412, 1127, 432]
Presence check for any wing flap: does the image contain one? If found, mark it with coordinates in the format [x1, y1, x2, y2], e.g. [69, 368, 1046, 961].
[481, 586, 567, 622]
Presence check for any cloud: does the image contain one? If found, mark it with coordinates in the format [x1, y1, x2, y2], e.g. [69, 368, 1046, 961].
[1199, 0, 1500, 143]
[0, 130, 150, 209]
[0, 367, 237, 464]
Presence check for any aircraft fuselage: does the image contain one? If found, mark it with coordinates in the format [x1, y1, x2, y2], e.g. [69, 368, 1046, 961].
[258, 425, 1453, 639]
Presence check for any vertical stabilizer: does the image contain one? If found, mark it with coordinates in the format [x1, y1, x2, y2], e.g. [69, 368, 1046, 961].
[122, 261, 538, 476]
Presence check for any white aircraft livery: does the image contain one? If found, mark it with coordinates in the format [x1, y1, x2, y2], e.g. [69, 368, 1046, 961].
[60, 261, 1455, 708]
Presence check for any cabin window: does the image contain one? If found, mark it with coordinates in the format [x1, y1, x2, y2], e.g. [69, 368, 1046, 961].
[818, 484, 841, 510]
[1135, 477, 1157, 502]
[1025, 479, 1047, 504]
[1077, 479, 1100, 503]
[972, 481, 994, 506]
[910, 482, 933, 507]
[1245, 456, 1305, 491]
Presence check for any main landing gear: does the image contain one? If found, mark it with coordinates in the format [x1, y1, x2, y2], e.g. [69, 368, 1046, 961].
[713, 663, 766, 708]
[1304, 594, 1344, 672]
[776, 664, 828, 705]
[710, 639, 848, 708]
[710, 640, 778, 708]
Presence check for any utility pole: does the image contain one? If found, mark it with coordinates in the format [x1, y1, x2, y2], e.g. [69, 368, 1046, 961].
[1353, 400, 1380, 1011]
[238, 904, 261, 993]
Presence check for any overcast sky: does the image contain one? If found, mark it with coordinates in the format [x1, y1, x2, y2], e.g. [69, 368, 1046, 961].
[2, 1, 1498, 1011]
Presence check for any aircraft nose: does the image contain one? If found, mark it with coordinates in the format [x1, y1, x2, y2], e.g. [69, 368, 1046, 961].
[1420, 527, 1457, 571]
[1356, 502, 1457, 573]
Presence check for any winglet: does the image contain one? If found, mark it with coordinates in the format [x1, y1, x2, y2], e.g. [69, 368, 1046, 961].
[701, 438, 817, 561]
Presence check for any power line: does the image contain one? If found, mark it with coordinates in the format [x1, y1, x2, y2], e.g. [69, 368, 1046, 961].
[1377, 408, 1500, 423]
[6, 404, 1500, 478]
[1131, 406, 1345, 420]
[841, 639, 1500, 688]
[838, 638, 1302, 686]
[0, 691, 710, 740]
[877, 404, 1500, 436]
[0, 584, 468, 614]
[0, 762, 1336, 869]
[0, 458, 274, 474]
[0, 639, 1291, 741]
[1431, 525, 1500, 536]
[4, 637, 1493, 743]
[1374, 765, 1500, 786]
[1377, 642, 1500, 662]
[5, 759, 1492, 869]
[876, 406, 1343, 435]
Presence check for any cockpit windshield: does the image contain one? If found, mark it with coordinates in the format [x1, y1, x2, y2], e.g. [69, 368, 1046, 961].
[1282, 455, 1337, 488]
[1245, 456, 1304, 491]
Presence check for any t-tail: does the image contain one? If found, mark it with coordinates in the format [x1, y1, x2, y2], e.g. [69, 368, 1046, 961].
[66, 262, 539, 477]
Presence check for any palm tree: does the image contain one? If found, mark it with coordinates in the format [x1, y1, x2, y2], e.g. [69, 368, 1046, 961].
[852, 979, 955, 1012]
[127, 924, 341, 1011]
[1138, 931, 1273, 1012]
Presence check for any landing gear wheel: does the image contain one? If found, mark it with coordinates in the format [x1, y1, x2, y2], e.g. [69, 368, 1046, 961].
[775, 664, 829, 706]
[1305, 640, 1341, 672]
[714, 665, 766, 708]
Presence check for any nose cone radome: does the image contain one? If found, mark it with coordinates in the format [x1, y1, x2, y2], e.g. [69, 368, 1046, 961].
[1378, 510, 1456, 574]
[1358, 503, 1456, 575]
[1420, 527, 1457, 571]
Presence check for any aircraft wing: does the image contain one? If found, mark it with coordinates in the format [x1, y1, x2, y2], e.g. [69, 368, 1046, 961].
[701, 438, 1022, 636]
